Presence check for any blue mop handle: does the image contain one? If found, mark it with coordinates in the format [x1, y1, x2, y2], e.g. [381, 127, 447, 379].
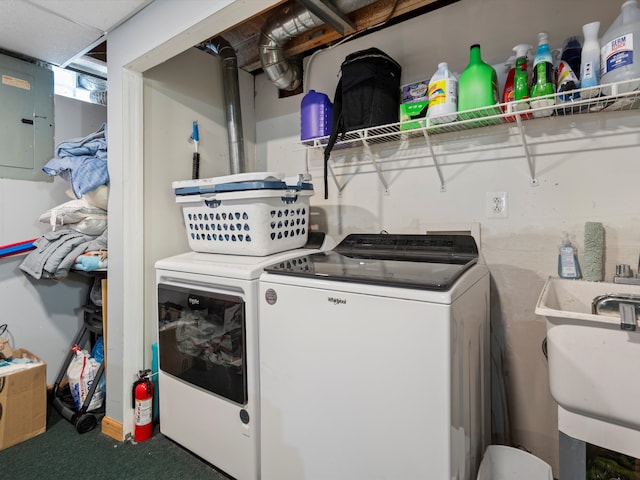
[192, 121, 199, 151]
[192, 121, 200, 179]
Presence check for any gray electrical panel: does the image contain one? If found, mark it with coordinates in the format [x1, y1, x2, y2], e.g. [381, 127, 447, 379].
[0, 52, 54, 182]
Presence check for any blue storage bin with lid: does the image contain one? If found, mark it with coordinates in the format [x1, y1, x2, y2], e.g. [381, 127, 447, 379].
[172, 172, 314, 256]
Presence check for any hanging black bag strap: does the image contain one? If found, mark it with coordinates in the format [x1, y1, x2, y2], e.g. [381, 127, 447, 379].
[323, 76, 344, 200]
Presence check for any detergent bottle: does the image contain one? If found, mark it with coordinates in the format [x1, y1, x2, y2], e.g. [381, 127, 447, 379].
[530, 32, 556, 117]
[503, 44, 532, 120]
[457, 44, 500, 122]
[556, 37, 582, 110]
[502, 54, 517, 116]
[600, 0, 640, 95]
[427, 62, 457, 124]
[561, 36, 582, 78]
[556, 60, 581, 114]
[300, 90, 332, 141]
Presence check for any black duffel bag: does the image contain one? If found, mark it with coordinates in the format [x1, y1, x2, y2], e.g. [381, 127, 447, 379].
[323, 48, 402, 199]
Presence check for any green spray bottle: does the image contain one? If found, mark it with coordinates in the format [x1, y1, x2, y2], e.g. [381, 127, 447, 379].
[503, 44, 532, 120]
[457, 44, 500, 122]
[530, 32, 556, 117]
[513, 44, 532, 107]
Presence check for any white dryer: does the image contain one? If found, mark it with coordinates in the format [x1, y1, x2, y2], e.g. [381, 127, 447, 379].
[259, 234, 490, 480]
[154, 232, 330, 480]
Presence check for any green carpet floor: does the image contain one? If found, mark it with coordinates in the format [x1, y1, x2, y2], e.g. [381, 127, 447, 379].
[0, 403, 234, 480]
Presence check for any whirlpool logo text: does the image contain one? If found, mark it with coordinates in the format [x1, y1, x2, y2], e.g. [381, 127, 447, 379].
[328, 297, 346, 305]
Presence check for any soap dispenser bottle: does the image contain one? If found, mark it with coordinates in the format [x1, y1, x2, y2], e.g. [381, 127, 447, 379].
[558, 234, 582, 279]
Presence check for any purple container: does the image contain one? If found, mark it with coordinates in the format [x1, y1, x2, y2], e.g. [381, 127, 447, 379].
[300, 90, 332, 141]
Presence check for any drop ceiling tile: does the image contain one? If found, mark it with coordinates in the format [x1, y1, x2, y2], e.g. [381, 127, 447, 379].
[27, 0, 151, 32]
[0, 0, 102, 65]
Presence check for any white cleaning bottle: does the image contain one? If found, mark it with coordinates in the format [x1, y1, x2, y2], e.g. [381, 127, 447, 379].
[600, 0, 640, 95]
[580, 21, 601, 98]
[558, 234, 582, 279]
[427, 62, 457, 124]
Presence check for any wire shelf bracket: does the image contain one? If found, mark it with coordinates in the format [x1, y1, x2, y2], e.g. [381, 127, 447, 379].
[301, 78, 640, 194]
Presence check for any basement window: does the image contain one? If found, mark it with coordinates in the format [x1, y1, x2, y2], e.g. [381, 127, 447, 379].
[52, 66, 107, 106]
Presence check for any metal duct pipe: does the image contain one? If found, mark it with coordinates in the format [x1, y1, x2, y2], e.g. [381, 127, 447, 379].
[204, 37, 246, 174]
[259, 0, 378, 91]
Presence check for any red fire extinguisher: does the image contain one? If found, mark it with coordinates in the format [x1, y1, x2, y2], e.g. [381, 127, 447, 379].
[132, 369, 153, 442]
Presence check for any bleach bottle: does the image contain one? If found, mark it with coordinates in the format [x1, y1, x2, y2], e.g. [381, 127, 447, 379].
[427, 62, 457, 124]
[600, 0, 640, 95]
[530, 32, 556, 117]
[301, 90, 332, 141]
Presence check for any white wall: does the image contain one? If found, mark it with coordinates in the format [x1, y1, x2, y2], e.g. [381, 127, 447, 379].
[142, 46, 257, 351]
[0, 95, 106, 384]
[106, 0, 640, 473]
[253, 4, 640, 474]
[107, 0, 280, 438]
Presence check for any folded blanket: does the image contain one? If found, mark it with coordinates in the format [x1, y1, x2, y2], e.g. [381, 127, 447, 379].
[20, 228, 108, 280]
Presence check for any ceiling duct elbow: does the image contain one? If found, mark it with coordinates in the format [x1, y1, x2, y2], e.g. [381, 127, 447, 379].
[259, 0, 377, 92]
[259, 3, 320, 91]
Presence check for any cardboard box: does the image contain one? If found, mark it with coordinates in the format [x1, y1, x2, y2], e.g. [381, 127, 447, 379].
[400, 80, 429, 131]
[0, 348, 46, 451]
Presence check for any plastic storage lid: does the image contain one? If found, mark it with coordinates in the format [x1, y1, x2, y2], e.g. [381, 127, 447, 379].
[172, 171, 284, 192]
[174, 174, 313, 196]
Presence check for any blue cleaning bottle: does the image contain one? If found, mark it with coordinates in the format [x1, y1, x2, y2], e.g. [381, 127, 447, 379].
[558, 234, 582, 279]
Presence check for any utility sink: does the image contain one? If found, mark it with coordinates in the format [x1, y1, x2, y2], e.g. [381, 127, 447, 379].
[535, 277, 640, 457]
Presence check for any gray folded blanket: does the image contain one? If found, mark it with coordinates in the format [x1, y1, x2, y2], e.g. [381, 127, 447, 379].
[20, 228, 108, 279]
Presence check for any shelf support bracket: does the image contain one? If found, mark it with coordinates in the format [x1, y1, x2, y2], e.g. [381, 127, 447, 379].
[515, 114, 538, 186]
[358, 132, 390, 195]
[421, 123, 446, 192]
[328, 161, 346, 197]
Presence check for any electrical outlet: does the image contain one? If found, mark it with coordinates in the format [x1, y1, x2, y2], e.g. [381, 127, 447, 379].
[486, 192, 508, 218]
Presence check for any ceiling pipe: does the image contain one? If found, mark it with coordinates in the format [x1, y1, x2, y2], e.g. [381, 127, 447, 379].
[203, 37, 246, 174]
[259, 0, 378, 91]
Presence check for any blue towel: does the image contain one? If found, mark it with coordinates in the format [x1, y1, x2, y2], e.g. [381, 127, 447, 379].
[55, 123, 107, 158]
[43, 155, 109, 198]
[43, 123, 109, 198]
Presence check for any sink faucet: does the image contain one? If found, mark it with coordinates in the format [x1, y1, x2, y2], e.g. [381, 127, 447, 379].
[613, 255, 640, 285]
[619, 303, 638, 331]
[593, 293, 640, 331]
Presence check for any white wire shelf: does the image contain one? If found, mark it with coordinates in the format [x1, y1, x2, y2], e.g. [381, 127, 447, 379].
[301, 78, 640, 194]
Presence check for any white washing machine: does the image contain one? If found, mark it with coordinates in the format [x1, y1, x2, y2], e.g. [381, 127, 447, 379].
[259, 234, 491, 480]
[154, 232, 330, 480]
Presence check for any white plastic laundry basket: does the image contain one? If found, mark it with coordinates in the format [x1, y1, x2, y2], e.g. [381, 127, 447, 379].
[476, 446, 554, 480]
[173, 172, 313, 256]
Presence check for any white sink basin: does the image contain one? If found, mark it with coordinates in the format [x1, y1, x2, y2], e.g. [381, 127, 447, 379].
[535, 277, 640, 457]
